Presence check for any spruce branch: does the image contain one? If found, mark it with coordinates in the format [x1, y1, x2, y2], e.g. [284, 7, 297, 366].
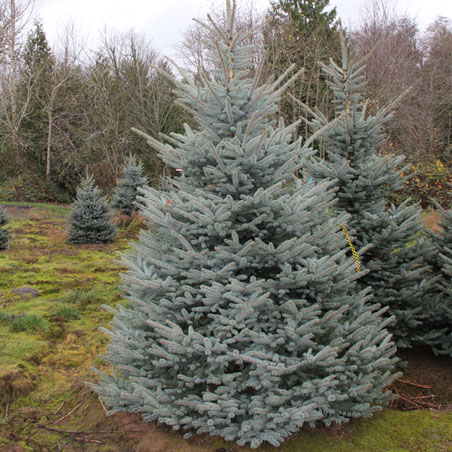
[215, 40, 229, 82]
[201, 71, 223, 108]
[302, 114, 345, 150]
[254, 129, 269, 158]
[209, 142, 227, 173]
[243, 110, 260, 148]
[249, 55, 266, 99]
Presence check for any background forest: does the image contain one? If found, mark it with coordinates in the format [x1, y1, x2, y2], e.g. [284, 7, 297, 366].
[0, 0, 451, 207]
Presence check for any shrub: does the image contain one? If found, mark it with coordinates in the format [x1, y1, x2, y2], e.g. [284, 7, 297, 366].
[113, 211, 146, 233]
[388, 160, 452, 208]
[0, 173, 72, 203]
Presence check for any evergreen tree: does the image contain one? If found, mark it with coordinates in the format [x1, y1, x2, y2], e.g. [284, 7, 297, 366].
[112, 154, 148, 216]
[423, 199, 452, 354]
[0, 208, 11, 250]
[68, 175, 116, 244]
[264, 0, 340, 135]
[300, 32, 434, 348]
[90, 2, 398, 448]
[21, 21, 54, 171]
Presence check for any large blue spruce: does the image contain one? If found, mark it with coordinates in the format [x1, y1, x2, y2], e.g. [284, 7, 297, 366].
[90, 2, 398, 448]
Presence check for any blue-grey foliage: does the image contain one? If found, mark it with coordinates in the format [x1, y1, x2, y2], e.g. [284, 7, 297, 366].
[112, 154, 148, 216]
[68, 174, 117, 244]
[300, 32, 434, 349]
[423, 199, 452, 355]
[90, 3, 398, 448]
[0, 207, 10, 250]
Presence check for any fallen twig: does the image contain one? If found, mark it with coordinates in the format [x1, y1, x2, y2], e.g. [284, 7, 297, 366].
[98, 396, 108, 414]
[396, 379, 432, 389]
[396, 393, 421, 408]
[53, 402, 65, 416]
[54, 401, 83, 424]
[415, 400, 442, 409]
[389, 383, 441, 410]
[413, 394, 437, 400]
[37, 424, 122, 435]
[38, 424, 143, 435]
[73, 437, 104, 444]
[5, 393, 10, 420]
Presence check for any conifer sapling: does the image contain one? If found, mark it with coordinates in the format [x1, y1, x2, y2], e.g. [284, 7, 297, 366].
[0, 207, 11, 250]
[112, 154, 148, 216]
[68, 174, 117, 244]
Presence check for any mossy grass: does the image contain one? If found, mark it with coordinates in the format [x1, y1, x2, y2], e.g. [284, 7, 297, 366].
[0, 202, 131, 449]
[10, 314, 49, 333]
[0, 311, 9, 324]
[59, 288, 101, 304]
[53, 304, 80, 320]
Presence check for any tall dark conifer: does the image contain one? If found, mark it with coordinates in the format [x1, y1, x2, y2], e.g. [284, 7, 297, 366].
[265, 0, 340, 134]
[21, 21, 54, 171]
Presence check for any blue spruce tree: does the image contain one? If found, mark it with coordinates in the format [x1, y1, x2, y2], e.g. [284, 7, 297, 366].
[298, 32, 435, 349]
[423, 198, 452, 355]
[90, 2, 398, 448]
[0, 207, 10, 250]
[112, 154, 148, 216]
[68, 174, 117, 244]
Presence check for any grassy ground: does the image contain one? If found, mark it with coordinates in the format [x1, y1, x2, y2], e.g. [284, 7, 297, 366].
[0, 203, 451, 452]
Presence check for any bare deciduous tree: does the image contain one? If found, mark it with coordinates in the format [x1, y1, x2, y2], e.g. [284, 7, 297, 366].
[421, 17, 452, 160]
[350, 1, 452, 163]
[0, 0, 35, 167]
[350, 0, 426, 159]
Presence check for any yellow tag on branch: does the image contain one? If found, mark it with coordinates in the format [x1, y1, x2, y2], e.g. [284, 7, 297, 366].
[340, 224, 360, 272]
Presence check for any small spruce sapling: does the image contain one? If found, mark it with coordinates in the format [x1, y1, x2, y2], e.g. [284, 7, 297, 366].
[0, 207, 11, 250]
[112, 154, 148, 216]
[90, 2, 398, 448]
[68, 174, 117, 244]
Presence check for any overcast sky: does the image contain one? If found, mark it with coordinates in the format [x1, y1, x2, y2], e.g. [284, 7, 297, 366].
[34, 0, 452, 58]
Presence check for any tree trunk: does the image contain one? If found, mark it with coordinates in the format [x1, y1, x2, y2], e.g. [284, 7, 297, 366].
[46, 109, 52, 189]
